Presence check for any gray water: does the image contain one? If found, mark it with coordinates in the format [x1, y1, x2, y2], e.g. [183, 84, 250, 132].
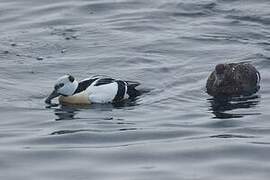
[1, 0, 270, 179]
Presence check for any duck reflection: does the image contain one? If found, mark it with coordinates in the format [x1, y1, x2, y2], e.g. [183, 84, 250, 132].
[208, 95, 261, 119]
[53, 98, 139, 121]
[54, 105, 78, 121]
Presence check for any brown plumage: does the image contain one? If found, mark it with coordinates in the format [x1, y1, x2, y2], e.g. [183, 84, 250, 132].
[206, 63, 260, 97]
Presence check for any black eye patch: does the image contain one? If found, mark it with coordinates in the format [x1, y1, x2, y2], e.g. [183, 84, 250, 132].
[54, 83, 64, 90]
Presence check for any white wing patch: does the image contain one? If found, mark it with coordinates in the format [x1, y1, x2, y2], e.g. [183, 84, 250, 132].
[87, 81, 118, 103]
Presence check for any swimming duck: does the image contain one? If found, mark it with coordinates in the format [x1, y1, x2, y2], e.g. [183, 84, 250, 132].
[206, 62, 260, 97]
[45, 75, 141, 105]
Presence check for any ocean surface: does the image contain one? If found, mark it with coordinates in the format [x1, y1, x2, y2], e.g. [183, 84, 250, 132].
[0, 0, 270, 179]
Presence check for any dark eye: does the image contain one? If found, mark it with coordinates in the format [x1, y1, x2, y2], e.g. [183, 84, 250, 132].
[54, 83, 64, 90]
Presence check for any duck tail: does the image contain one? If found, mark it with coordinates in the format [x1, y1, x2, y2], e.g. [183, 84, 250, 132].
[126, 81, 140, 87]
[126, 81, 141, 98]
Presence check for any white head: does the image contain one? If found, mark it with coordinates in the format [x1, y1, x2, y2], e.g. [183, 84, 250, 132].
[45, 75, 78, 104]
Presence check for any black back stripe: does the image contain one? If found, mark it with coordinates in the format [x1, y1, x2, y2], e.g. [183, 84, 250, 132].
[113, 80, 126, 102]
[94, 78, 115, 86]
[74, 78, 98, 94]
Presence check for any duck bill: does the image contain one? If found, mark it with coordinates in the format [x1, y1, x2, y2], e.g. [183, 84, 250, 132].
[45, 90, 60, 104]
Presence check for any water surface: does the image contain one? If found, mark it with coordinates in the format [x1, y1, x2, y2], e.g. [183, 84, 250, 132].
[1, 0, 270, 179]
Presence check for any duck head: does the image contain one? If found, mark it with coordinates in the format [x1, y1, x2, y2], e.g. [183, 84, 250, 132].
[45, 75, 78, 104]
[214, 63, 230, 87]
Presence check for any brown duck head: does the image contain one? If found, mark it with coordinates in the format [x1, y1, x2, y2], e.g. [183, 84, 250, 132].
[213, 63, 231, 87]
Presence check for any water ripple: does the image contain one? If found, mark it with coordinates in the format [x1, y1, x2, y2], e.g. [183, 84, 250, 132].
[0, 0, 269, 179]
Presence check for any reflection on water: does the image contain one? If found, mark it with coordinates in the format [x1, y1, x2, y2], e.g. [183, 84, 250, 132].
[210, 134, 255, 139]
[53, 98, 139, 121]
[50, 127, 138, 136]
[54, 106, 78, 121]
[208, 95, 261, 119]
[51, 129, 95, 135]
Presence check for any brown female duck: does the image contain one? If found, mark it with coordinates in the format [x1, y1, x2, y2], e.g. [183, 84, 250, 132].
[206, 63, 260, 97]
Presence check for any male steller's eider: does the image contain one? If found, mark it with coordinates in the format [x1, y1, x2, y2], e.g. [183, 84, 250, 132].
[206, 62, 260, 97]
[45, 75, 140, 105]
